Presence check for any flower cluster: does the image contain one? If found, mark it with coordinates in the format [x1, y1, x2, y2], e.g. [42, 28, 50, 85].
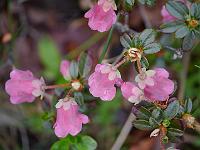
[88, 63, 174, 105]
[5, 59, 89, 138]
[84, 0, 117, 32]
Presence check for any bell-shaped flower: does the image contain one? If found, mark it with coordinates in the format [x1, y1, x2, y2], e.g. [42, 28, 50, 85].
[121, 82, 145, 105]
[144, 68, 174, 101]
[54, 97, 89, 138]
[84, 0, 117, 32]
[5, 69, 45, 104]
[88, 64, 121, 101]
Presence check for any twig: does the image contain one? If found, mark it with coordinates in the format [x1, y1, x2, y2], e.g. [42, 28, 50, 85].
[98, 25, 115, 63]
[111, 113, 136, 150]
[178, 52, 191, 100]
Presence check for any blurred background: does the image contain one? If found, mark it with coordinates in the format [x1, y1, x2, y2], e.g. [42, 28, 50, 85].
[0, 0, 200, 150]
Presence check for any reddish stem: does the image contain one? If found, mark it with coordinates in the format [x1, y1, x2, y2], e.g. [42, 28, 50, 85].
[114, 58, 126, 69]
[44, 83, 71, 90]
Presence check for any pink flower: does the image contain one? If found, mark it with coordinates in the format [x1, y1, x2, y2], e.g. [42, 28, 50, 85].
[60, 60, 71, 80]
[121, 82, 145, 105]
[5, 69, 45, 104]
[135, 68, 155, 89]
[84, 0, 117, 32]
[88, 64, 121, 101]
[144, 68, 174, 101]
[161, 6, 176, 23]
[54, 97, 89, 137]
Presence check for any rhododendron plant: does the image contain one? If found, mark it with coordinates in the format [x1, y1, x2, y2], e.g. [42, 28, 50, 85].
[3, 0, 200, 149]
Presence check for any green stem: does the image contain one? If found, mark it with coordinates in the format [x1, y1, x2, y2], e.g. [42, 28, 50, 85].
[98, 26, 114, 63]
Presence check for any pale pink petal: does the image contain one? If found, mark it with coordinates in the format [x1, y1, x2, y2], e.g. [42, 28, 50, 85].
[60, 60, 71, 80]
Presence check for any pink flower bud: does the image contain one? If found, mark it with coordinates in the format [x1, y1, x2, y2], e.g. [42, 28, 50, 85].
[60, 60, 71, 80]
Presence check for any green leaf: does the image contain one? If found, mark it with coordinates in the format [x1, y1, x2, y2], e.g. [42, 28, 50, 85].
[149, 117, 160, 128]
[184, 98, 192, 113]
[41, 112, 54, 121]
[138, 0, 156, 6]
[166, 1, 189, 20]
[167, 128, 184, 137]
[133, 119, 153, 130]
[152, 108, 163, 123]
[143, 42, 161, 54]
[74, 92, 84, 106]
[78, 52, 92, 77]
[191, 3, 200, 19]
[164, 100, 180, 119]
[51, 135, 97, 150]
[138, 106, 152, 120]
[69, 61, 79, 78]
[139, 29, 156, 46]
[140, 56, 149, 69]
[76, 136, 97, 150]
[160, 21, 184, 33]
[182, 31, 196, 50]
[51, 138, 70, 150]
[175, 25, 190, 38]
[120, 34, 132, 48]
[125, 0, 135, 6]
[38, 36, 61, 79]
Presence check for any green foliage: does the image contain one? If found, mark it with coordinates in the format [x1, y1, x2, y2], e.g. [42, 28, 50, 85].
[120, 29, 161, 54]
[164, 100, 180, 119]
[74, 92, 84, 106]
[184, 98, 193, 113]
[166, 1, 189, 20]
[38, 36, 61, 79]
[137, 0, 156, 6]
[161, 2, 200, 50]
[69, 61, 79, 79]
[51, 135, 97, 150]
[78, 52, 92, 78]
[133, 119, 153, 130]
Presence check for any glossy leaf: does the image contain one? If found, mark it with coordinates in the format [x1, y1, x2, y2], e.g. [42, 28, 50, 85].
[175, 25, 189, 38]
[166, 1, 188, 20]
[160, 21, 183, 33]
[120, 34, 132, 48]
[133, 119, 153, 130]
[138, 106, 152, 120]
[191, 3, 200, 19]
[69, 61, 79, 78]
[143, 42, 161, 54]
[139, 29, 155, 46]
[182, 32, 196, 50]
[164, 100, 180, 119]
[149, 117, 160, 128]
[184, 98, 193, 113]
[78, 52, 92, 77]
[167, 128, 184, 137]
[140, 56, 149, 69]
[74, 92, 84, 106]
